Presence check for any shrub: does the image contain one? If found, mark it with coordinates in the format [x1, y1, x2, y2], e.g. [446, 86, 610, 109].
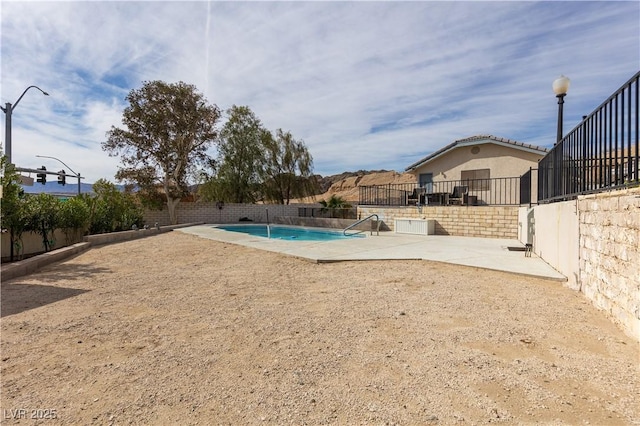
[24, 193, 60, 252]
[59, 197, 91, 244]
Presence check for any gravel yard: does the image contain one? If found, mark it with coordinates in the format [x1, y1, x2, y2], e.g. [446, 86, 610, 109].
[1, 231, 638, 425]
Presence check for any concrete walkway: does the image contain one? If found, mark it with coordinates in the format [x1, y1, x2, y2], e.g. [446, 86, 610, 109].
[176, 225, 566, 281]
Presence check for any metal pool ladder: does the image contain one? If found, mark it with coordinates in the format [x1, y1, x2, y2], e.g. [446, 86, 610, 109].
[343, 214, 380, 236]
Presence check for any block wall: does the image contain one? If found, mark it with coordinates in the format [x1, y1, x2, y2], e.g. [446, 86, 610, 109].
[1, 229, 70, 262]
[143, 202, 519, 239]
[143, 202, 320, 226]
[357, 205, 519, 239]
[578, 187, 640, 339]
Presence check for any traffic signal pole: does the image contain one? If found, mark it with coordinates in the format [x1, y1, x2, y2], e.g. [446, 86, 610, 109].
[15, 167, 83, 195]
[34, 156, 83, 195]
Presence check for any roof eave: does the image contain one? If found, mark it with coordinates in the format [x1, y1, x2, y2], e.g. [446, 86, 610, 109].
[405, 135, 548, 172]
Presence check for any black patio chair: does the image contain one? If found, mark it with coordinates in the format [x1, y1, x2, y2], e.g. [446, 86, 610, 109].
[449, 185, 468, 205]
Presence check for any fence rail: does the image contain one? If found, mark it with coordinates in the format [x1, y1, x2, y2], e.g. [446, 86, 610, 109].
[297, 207, 357, 219]
[539, 71, 639, 202]
[359, 177, 523, 206]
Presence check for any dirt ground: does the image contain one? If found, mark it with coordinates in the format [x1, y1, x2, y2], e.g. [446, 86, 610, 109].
[1, 232, 639, 425]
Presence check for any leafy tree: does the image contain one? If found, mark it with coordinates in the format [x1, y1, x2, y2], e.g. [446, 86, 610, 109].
[199, 107, 316, 205]
[319, 194, 352, 218]
[103, 80, 221, 224]
[1, 156, 28, 260]
[58, 196, 91, 244]
[262, 129, 316, 204]
[200, 105, 267, 203]
[24, 193, 60, 252]
[86, 179, 143, 234]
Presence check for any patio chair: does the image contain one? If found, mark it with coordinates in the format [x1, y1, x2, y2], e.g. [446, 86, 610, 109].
[407, 188, 427, 205]
[449, 185, 468, 205]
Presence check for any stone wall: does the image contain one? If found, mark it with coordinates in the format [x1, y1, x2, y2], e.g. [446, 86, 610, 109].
[357, 205, 519, 239]
[578, 187, 640, 339]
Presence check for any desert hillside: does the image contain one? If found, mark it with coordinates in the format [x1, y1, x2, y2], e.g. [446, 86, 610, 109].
[297, 170, 415, 204]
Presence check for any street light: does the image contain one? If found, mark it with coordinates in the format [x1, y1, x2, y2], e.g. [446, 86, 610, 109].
[1, 86, 50, 164]
[552, 75, 570, 144]
[36, 155, 83, 195]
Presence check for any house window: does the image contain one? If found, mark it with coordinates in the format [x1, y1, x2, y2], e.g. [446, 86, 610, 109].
[461, 169, 490, 190]
[418, 173, 433, 192]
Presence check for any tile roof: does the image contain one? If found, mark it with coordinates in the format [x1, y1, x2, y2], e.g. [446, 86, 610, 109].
[405, 134, 549, 172]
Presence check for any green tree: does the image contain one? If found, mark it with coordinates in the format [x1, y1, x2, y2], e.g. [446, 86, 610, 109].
[200, 105, 266, 203]
[58, 196, 91, 244]
[103, 80, 221, 224]
[262, 129, 315, 204]
[1, 156, 28, 260]
[87, 179, 143, 234]
[24, 193, 60, 252]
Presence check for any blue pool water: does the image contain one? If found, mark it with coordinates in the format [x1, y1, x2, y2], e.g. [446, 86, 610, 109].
[215, 225, 364, 241]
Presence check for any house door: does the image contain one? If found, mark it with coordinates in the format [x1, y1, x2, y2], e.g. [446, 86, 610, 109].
[419, 173, 433, 192]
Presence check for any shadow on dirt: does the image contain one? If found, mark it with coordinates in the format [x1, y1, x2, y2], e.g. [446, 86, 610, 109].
[1, 283, 90, 317]
[1, 263, 110, 317]
[23, 262, 111, 283]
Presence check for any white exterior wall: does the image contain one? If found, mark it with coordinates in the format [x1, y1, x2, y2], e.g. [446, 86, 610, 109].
[530, 200, 581, 290]
[411, 143, 543, 182]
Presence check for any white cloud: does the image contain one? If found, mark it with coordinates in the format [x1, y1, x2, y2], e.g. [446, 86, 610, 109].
[2, 1, 638, 181]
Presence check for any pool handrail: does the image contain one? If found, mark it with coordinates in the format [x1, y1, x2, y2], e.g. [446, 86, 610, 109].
[343, 214, 380, 236]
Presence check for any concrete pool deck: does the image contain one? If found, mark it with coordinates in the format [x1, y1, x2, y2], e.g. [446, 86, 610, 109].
[175, 224, 567, 281]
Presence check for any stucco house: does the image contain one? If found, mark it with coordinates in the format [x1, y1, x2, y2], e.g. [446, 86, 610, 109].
[405, 135, 548, 205]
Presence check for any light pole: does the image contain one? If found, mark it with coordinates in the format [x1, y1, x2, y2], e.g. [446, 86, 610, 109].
[1, 86, 50, 164]
[36, 155, 83, 195]
[552, 75, 570, 144]
[552, 75, 570, 198]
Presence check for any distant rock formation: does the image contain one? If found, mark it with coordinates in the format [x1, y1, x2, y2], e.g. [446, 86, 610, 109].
[298, 170, 415, 203]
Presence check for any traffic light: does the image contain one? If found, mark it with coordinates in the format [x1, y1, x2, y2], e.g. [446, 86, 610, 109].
[36, 166, 47, 184]
[58, 169, 66, 185]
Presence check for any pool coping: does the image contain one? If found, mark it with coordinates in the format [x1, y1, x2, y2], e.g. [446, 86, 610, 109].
[176, 224, 567, 282]
[214, 223, 367, 240]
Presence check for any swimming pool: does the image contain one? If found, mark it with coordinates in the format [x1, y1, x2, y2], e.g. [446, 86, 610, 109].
[214, 224, 365, 241]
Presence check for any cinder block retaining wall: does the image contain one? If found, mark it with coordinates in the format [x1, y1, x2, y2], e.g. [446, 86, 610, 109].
[578, 187, 640, 339]
[1, 229, 70, 262]
[143, 202, 320, 226]
[357, 205, 519, 239]
[142, 202, 518, 238]
[1, 224, 197, 281]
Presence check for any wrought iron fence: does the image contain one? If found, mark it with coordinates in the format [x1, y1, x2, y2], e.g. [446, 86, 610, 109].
[358, 176, 523, 206]
[539, 71, 639, 202]
[298, 206, 358, 219]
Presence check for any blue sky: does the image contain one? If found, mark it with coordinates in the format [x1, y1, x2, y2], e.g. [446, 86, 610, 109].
[2, 1, 639, 183]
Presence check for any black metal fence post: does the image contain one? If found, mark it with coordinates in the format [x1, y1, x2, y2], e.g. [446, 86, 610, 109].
[539, 71, 639, 203]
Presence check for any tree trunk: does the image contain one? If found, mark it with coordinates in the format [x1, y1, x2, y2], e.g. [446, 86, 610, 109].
[9, 229, 15, 262]
[167, 197, 181, 225]
[41, 221, 50, 252]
